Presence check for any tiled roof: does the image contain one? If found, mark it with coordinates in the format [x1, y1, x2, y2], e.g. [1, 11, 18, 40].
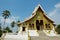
[21, 4, 54, 23]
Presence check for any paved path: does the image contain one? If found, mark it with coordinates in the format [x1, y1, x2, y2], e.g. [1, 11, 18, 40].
[3, 32, 28, 40]
[30, 31, 60, 40]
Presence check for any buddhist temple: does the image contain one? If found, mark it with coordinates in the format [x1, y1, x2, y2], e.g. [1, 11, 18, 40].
[19, 4, 54, 32]
[2, 4, 58, 40]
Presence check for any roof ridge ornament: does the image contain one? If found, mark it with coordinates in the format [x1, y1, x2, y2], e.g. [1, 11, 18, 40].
[32, 4, 45, 13]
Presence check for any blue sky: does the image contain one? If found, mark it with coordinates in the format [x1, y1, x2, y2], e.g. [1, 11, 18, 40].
[0, 0, 60, 21]
[0, 0, 60, 32]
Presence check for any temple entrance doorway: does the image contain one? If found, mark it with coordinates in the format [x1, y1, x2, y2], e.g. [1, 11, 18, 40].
[40, 20, 43, 30]
[36, 20, 40, 30]
[36, 20, 43, 30]
[22, 27, 25, 31]
[36, 26, 40, 30]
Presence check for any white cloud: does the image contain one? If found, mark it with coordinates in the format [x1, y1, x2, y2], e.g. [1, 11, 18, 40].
[55, 3, 60, 8]
[48, 9, 57, 17]
[0, 16, 19, 23]
[48, 3, 60, 24]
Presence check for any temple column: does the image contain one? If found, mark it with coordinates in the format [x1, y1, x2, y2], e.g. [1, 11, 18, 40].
[34, 21, 37, 30]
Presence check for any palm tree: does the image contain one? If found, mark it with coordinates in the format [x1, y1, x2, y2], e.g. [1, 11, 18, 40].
[11, 21, 15, 28]
[2, 10, 10, 25]
[11, 20, 20, 33]
[17, 20, 20, 27]
[11, 20, 20, 28]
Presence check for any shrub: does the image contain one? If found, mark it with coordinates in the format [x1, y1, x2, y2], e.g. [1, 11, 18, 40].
[55, 24, 60, 34]
[0, 30, 2, 37]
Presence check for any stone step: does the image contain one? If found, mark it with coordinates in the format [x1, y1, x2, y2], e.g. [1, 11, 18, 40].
[30, 31, 60, 40]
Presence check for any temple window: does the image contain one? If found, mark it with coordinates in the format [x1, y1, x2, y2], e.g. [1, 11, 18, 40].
[36, 20, 40, 25]
[48, 24, 50, 28]
[36, 20, 39, 24]
[32, 24, 34, 29]
[45, 24, 51, 30]
[45, 24, 48, 28]
[29, 24, 31, 27]
[40, 20, 43, 25]
[29, 23, 32, 30]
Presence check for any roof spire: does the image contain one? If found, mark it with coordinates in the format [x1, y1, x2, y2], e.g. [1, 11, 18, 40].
[32, 4, 44, 13]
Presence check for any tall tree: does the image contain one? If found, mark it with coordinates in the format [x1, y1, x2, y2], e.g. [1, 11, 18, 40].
[2, 10, 10, 25]
[11, 20, 20, 33]
[55, 24, 60, 34]
[11, 21, 15, 28]
[17, 20, 20, 27]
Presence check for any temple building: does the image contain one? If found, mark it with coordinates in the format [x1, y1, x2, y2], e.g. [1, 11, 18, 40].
[2, 4, 58, 40]
[19, 4, 54, 32]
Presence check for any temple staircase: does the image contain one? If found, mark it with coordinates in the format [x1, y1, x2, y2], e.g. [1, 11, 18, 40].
[30, 31, 60, 40]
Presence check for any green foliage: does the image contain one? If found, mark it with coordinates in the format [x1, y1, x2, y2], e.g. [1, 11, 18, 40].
[1, 10, 20, 33]
[2, 10, 10, 19]
[4, 27, 12, 33]
[11, 21, 15, 28]
[0, 23, 2, 37]
[17, 20, 20, 27]
[0, 10, 13, 37]
[0, 23, 2, 30]
[17, 20, 20, 23]
[0, 26, 1, 30]
[2, 10, 11, 25]
[0, 30, 2, 37]
[0, 26, 12, 37]
[16, 31, 18, 33]
[55, 24, 60, 34]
